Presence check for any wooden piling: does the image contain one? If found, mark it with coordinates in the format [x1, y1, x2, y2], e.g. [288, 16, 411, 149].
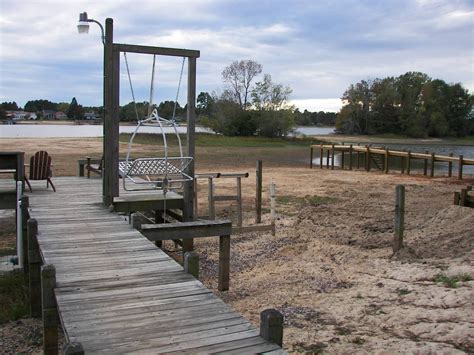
[453, 191, 460, 205]
[331, 144, 335, 170]
[423, 150, 428, 176]
[341, 150, 345, 170]
[458, 155, 463, 179]
[326, 149, 330, 169]
[21, 195, 29, 274]
[260, 309, 284, 347]
[460, 189, 467, 206]
[310, 147, 313, 169]
[184, 251, 199, 279]
[349, 145, 353, 170]
[356, 143, 361, 169]
[365, 146, 371, 171]
[208, 177, 215, 219]
[27, 218, 41, 318]
[406, 150, 411, 175]
[448, 152, 453, 177]
[319, 144, 323, 169]
[393, 185, 405, 253]
[430, 152, 435, 177]
[401, 150, 405, 174]
[384, 148, 389, 174]
[256, 160, 263, 223]
[41, 264, 58, 355]
[218, 235, 230, 291]
[236, 177, 243, 227]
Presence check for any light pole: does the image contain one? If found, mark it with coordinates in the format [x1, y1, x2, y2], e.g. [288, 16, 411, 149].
[77, 12, 116, 206]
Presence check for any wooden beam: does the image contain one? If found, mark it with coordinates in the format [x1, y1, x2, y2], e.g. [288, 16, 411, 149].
[349, 144, 353, 170]
[113, 43, 200, 58]
[140, 219, 232, 241]
[458, 155, 463, 180]
[218, 235, 230, 291]
[260, 309, 284, 347]
[103, 18, 114, 206]
[448, 152, 453, 177]
[41, 264, 58, 355]
[310, 147, 313, 169]
[319, 145, 323, 169]
[393, 185, 405, 253]
[27, 218, 41, 318]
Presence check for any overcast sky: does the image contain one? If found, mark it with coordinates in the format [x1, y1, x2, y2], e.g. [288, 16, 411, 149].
[0, 0, 473, 112]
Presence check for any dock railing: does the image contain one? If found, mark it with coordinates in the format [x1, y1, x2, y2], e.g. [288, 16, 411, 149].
[310, 144, 474, 179]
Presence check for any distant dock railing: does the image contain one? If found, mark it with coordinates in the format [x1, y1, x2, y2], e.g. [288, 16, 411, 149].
[310, 143, 474, 179]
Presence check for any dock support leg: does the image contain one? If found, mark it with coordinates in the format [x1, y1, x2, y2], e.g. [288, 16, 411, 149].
[331, 144, 335, 170]
[310, 147, 313, 169]
[423, 150, 428, 176]
[349, 145, 353, 170]
[319, 145, 323, 169]
[208, 177, 215, 219]
[21, 195, 29, 274]
[326, 149, 330, 169]
[406, 151, 411, 175]
[27, 218, 42, 318]
[458, 155, 463, 180]
[384, 148, 389, 174]
[184, 251, 199, 279]
[63, 342, 84, 355]
[236, 177, 243, 227]
[218, 235, 230, 291]
[430, 152, 435, 177]
[41, 264, 58, 355]
[260, 309, 284, 347]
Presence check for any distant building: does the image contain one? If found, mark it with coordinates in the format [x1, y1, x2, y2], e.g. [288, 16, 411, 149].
[42, 110, 55, 119]
[55, 111, 67, 119]
[84, 112, 96, 120]
[26, 112, 38, 120]
[6, 110, 28, 121]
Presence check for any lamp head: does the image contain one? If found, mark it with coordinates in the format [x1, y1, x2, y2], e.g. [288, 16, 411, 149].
[77, 12, 90, 34]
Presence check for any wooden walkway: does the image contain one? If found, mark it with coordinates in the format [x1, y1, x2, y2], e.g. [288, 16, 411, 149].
[23, 177, 283, 354]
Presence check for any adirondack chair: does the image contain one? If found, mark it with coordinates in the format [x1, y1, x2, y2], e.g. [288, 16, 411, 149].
[86, 156, 103, 178]
[25, 151, 56, 192]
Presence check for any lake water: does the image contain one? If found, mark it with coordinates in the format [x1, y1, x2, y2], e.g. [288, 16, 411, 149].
[0, 124, 334, 138]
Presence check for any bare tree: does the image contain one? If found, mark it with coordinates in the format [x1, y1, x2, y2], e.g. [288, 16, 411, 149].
[222, 60, 262, 110]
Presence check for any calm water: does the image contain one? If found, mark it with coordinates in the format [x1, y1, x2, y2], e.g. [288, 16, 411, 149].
[0, 123, 333, 138]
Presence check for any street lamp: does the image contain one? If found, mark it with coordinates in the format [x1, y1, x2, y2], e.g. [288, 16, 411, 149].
[77, 12, 105, 45]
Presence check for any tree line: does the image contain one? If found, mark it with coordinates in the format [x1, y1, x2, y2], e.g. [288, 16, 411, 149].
[336, 72, 473, 137]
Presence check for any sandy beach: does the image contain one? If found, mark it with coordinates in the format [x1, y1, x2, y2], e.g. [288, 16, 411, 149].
[0, 137, 473, 353]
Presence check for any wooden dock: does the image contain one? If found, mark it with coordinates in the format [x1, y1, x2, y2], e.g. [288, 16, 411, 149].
[310, 144, 474, 179]
[18, 177, 284, 354]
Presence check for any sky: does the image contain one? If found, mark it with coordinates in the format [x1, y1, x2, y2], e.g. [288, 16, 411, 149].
[0, 0, 473, 113]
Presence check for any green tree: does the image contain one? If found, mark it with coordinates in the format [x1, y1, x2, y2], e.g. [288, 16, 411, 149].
[56, 102, 70, 114]
[67, 97, 84, 120]
[24, 99, 57, 112]
[0, 101, 19, 110]
[119, 101, 149, 122]
[196, 92, 215, 116]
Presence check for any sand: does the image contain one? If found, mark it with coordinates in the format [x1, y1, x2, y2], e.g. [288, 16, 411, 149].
[0, 137, 473, 353]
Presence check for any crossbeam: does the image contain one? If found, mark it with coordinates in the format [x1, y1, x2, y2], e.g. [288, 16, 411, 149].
[140, 219, 232, 241]
[113, 43, 200, 58]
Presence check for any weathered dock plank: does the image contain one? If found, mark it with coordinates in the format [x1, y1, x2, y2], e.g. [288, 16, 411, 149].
[22, 176, 284, 354]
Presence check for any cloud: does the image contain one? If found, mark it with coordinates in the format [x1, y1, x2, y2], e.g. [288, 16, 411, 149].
[0, 0, 472, 110]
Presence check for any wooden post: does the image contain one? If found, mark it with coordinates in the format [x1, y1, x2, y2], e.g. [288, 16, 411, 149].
[21, 195, 29, 274]
[460, 189, 467, 206]
[430, 152, 435, 177]
[458, 155, 463, 180]
[256, 160, 262, 223]
[406, 150, 411, 175]
[103, 18, 116, 206]
[270, 181, 276, 236]
[208, 177, 215, 219]
[423, 150, 428, 176]
[326, 149, 330, 169]
[218, 235, 230, 291]
[236, 177, 243, 227]
[193, 178, 198, 217]
[448, 153, 453, 177]
[384, 148, 389, 174]
[356, 143, 361, 169]
[393, 185, 405, 253]
[319, 145, 323, 169]
[331, 144, 335, 170]
[366, 146, 371, 171]
[260, 309, 284, 347]
[349, 144, 353, 170]
[63, 342, 84, 355]
[184, 251, 199, 279]
[453, 191, 460, 205]
[310, 147, 313, 169]
[401, 150, 405, 174]
[27, 218, 41, 318]
[41, 264, 58, 355]
[182, 56, 197, 253]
